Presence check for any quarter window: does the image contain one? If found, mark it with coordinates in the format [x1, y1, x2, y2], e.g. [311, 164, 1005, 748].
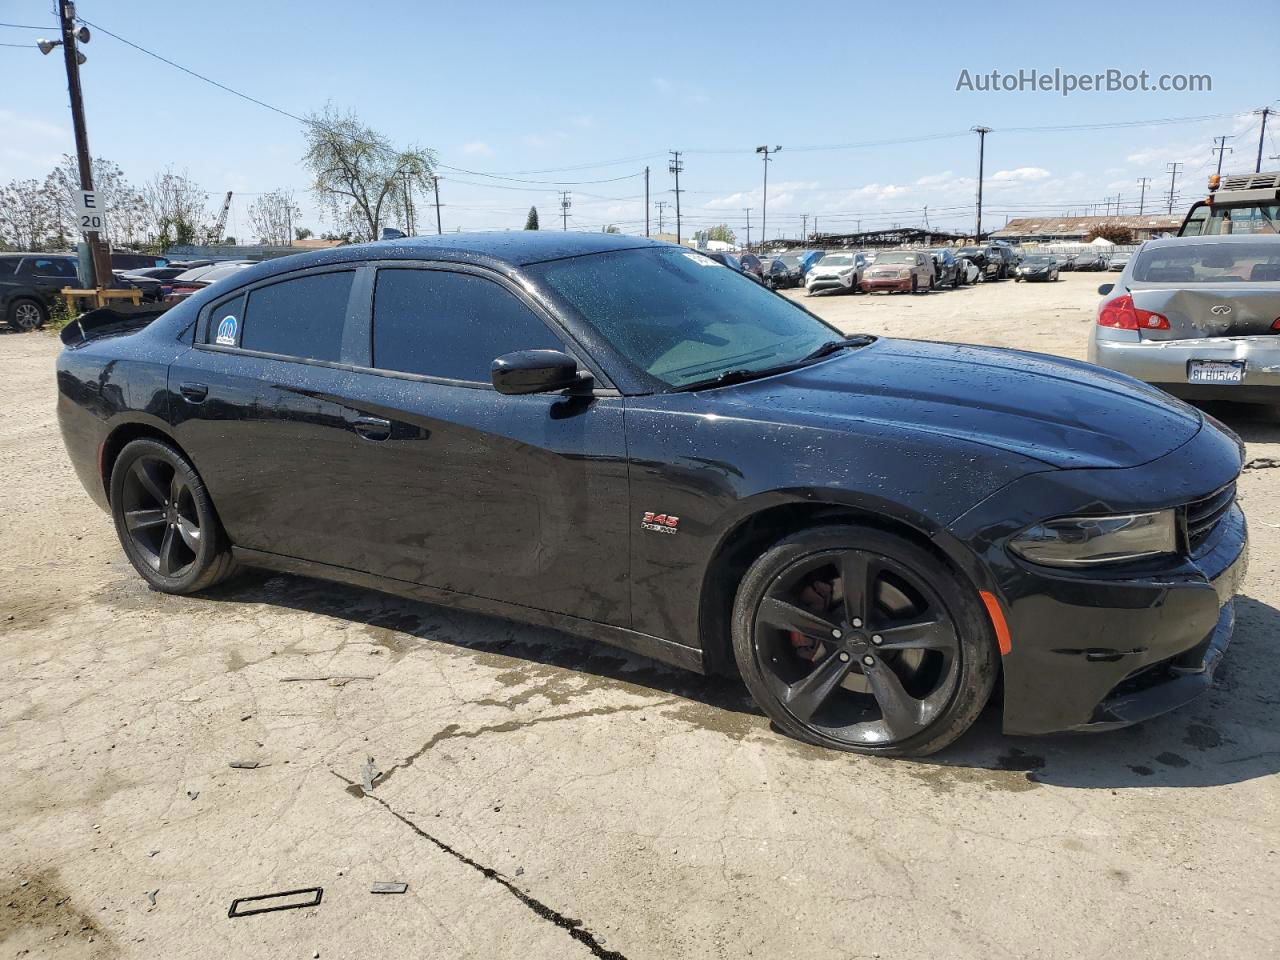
[372, 268, 562, 382]
[207, 295, 246, 346]
[238, 271, 355, 362]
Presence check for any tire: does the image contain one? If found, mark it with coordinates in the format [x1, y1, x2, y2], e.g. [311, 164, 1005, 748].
[910, 275, 919, 295]
[952, 271, 961, 289]
[6, 298, 46, 332]
[731, 525, 999, 757]
[110, 438, 238, 594]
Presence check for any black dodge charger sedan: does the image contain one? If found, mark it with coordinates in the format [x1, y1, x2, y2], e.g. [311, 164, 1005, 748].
[56, 233, 1248, 756]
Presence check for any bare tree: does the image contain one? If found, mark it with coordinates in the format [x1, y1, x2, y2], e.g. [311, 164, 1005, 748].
[141, 169, 210, 249]
[247, 189, 302, 246]
[44, 155, 147, 248]
[303, 105, 435, 242]
[0, 179, 56, 251]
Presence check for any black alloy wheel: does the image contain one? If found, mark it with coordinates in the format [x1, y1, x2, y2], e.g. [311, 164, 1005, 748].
[110, 438, 237, 593]
[733, 526, 998, 756]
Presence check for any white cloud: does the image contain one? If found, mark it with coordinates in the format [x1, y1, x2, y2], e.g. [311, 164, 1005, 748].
[990, 166, 1052, 183]
[461, 141, 494, 157]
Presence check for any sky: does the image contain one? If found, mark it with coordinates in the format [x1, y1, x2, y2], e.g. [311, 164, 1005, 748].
[1, 0, 1277, 243]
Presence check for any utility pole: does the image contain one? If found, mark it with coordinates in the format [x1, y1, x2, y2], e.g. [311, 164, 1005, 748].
[1212, 135, 1234, 176]
[743, 208, 752, 250]
[972, 126, 992, 239]
[42, 1, 111, 288]
[1166, 162, 1182, 214]
[801, 213, 808, 242]
[430, 175, 443, 234]
[644, 165, 650, 237]
[654, 200, 667, 234]
[559, 191, 571, 231]
[813, 215, 818, 241]
[668, 151, 684, 245]
[755, 145, 781, 254]
[1255, 108, 1272, 173]
[1136, 177, 1151, 216]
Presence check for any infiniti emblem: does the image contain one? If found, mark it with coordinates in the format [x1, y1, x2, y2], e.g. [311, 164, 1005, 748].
[1210, 304, 1232, 315]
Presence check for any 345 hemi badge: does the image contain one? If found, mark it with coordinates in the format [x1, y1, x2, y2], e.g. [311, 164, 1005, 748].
[641, 512, 680, 534]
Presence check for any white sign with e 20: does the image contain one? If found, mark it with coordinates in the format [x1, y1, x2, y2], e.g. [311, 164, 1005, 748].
[75, 190, 104, 233]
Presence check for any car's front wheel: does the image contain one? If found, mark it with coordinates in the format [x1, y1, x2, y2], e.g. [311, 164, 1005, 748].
[732, 525, 998, 756]
[110, 438, 238, 594]
[6, 298, 46, 332]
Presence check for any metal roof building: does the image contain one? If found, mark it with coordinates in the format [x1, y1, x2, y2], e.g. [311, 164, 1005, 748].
[991, 215, 1182, 242]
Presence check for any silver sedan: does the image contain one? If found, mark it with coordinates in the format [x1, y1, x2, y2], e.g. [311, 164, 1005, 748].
[1088, 234, 1280, 404]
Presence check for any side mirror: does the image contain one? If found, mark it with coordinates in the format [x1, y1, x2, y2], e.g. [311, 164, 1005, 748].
[491, 349, 583, 395]
[1097, 283, 1114, 296]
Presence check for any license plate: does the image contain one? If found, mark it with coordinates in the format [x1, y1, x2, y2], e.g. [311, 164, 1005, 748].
[1187, 360, 1245, 384]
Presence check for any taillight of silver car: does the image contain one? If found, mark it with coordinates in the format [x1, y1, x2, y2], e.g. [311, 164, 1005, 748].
[1097, 294, 1170, 330]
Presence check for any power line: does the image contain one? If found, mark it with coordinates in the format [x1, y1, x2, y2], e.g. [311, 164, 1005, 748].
[0, 21, 56, 29]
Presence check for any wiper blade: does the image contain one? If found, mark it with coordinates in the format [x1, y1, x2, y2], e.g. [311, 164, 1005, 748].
[676, 336, 876, 392]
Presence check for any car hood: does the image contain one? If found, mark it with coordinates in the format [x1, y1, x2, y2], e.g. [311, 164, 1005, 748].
[704, 338, 1202, 469]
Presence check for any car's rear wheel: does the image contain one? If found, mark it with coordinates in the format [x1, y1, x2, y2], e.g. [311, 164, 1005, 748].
[732, 525, 998, 756]
[910, 276, 919, 294]
[110, 438, 237, 594]
[6, 298, 46, 332]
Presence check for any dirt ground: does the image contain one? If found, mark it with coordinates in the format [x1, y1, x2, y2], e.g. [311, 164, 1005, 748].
[3, 270, 1278, 959]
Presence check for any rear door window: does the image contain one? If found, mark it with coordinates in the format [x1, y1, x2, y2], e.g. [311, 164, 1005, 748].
[371, 268, 562, 382]
[24, 257, 78, 278]
[206, 295, 246, 346]
[238, 271, 354, 362]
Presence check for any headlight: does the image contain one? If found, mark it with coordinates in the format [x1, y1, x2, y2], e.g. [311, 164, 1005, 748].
[838, 267, 854, 276]
[1009, 511, 1177, 567]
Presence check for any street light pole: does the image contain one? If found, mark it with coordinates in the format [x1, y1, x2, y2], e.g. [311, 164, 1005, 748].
[755, 145, 781, 253]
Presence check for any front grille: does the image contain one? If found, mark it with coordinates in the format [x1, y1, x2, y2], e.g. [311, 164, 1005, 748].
[1183, 481, 1237, 552]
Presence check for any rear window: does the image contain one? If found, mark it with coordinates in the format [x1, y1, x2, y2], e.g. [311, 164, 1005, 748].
[25, 257, 78, 277]
[1133, 243, 1280, 283]
[238, 271, 354, 361]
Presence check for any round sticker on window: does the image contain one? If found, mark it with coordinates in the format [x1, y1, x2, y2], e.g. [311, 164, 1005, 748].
[215, 315, 237, 346]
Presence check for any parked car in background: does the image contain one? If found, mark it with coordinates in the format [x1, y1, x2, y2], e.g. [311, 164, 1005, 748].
[760, 257, 793, 289]
[773, 253, 808, 287]
[862, 250, 935, 293]
[0, 253, 80, 331]
[956, 256, 981, 285]
[1072, 251, 1109, 272]
[1014, 255, 1060, 282]
[113, 271, 164, 302]
[163, 262, 257, 303]
[1108, 252, 1132, 272]
[110, 252, 168, 271]
[705, 251, 763, 283]
[1090, 234, 1280, 404]
[926, 248, 962, 288]
[738, 252, 765, 282]
[956, 245, 1000, 280]
[804, 250, 869, 295]
[799, 250, 825, 279]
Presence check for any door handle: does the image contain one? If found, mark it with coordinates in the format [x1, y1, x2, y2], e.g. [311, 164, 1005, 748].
[353, 416, 392, 442]
[179, 381, 208, 402]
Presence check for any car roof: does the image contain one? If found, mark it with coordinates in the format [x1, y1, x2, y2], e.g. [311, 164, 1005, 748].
[1140, 234, 1280, 249]
[197, 231, 669, 293]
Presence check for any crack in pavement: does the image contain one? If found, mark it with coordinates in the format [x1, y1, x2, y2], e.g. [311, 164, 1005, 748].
[372, 699, 675, 791]
[330, 770, 627, 960]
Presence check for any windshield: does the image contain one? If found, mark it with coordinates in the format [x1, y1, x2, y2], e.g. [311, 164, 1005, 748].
[1132, 242, 1280, 283]
[779, 255, 802, 266]
[875, 252, 916, 264]
[528, 247, 841, 388]
[1023, 256, 1053, 265]
[816, 252, 854, 266]
[1182, 203, 1279, 236]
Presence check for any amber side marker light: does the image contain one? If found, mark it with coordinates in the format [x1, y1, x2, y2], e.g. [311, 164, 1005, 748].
[979, 590, 1012, 656]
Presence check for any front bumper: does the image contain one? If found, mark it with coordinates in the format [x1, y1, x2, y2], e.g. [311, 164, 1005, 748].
[1016, 270, 1052, 281]
[946, 420, 1249, 736]
[1001, 503, 1247, 735]
[862, 275, 912, 292]
[806, 274, 855, 293]
[1090, 332, 1280, 402]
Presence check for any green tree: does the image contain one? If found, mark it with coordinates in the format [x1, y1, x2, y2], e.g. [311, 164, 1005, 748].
[524, 206, 539, 230]
[295, 226, 313, 240]
[1086, 224, 1134, 244]
[708, 223, 736, 244]
[303, 105, 436, 242]
[601, 224, 620, 234]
